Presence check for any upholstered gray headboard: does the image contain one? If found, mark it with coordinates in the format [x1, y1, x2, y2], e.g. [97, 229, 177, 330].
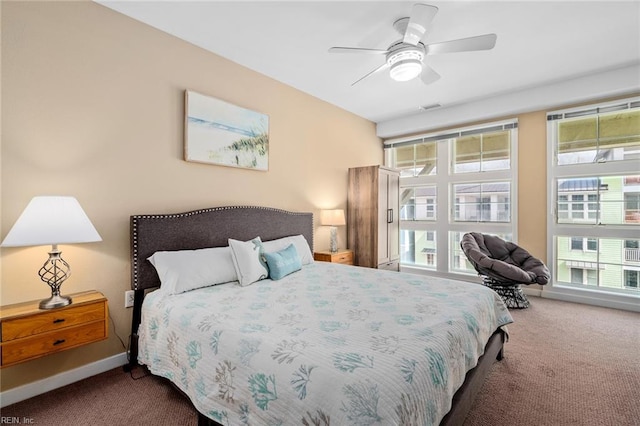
[130, 206, 314, 291]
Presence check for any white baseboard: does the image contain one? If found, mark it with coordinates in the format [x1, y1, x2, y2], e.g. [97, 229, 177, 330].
[0, 352, 128, 408]
[522, 287, 542, 297]
[514, 285, 639, 312]
[538, 287, 640, 313]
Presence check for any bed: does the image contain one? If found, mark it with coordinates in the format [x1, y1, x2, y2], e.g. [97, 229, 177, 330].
[128, 206, 513, 426]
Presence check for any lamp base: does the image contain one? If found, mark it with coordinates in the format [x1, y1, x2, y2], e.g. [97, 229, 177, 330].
[38, 245, 72, 309]
[329, 226, 338, 253]
[39, 294, 72, 310]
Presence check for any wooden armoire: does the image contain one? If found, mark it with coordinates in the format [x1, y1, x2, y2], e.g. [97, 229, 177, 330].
[347, 165, 400, 270]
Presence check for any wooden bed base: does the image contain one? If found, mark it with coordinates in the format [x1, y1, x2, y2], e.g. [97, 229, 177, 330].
[128, 206, 507, 426]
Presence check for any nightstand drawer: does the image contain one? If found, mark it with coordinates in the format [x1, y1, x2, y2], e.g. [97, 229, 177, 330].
[0, 291, 108, 367]
[314, 250, 354, 265]
[2, 302, 106, 341]
[332, 251, 353, 265]
[1, 320, 107, 366]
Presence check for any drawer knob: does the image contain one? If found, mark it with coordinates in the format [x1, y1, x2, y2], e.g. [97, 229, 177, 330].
[53, 339, 66, 346]
[53, 318, 66, 324]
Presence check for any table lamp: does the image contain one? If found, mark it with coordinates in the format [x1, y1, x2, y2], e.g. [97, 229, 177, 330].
[1, 196, 102, 309]
[320, 209, 346, 253]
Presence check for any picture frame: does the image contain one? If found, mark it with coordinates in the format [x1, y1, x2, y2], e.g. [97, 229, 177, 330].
[184, 90, 269, 171]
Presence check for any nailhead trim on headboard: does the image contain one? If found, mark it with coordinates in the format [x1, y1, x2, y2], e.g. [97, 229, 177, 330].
[130, 206, 314, 291]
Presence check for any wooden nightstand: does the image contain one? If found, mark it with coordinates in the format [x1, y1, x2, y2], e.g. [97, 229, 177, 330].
[314, 249, 354, 265]
[0, 290, 108, 368]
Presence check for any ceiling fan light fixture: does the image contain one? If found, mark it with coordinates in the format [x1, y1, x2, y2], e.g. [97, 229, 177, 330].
[387, 45, 424, 82]
[390, 59, 422, 82]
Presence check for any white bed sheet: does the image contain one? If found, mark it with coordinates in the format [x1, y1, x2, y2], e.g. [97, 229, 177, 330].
[138, 262, 513, 425]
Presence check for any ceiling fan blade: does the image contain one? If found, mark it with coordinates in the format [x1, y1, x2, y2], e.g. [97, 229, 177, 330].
[329, 47, 388, 54]
[351, 62, 390, 86]
[426, 33, 497, 55]
[420, 64, 441, 85]
[403, 4, 439, 45]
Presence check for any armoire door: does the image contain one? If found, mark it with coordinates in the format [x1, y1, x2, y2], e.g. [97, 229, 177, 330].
[387, 171, 400, 263]
[377, 170, 390, 265]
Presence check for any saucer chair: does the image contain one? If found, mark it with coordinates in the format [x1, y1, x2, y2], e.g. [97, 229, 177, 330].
[460, 232, 550, 309]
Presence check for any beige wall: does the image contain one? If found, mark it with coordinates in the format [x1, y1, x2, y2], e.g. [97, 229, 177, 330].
[517, 111, 548, 260]
[0, 1, 382, 391]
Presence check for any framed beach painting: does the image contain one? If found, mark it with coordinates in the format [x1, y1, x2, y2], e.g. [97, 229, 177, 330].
[184, 90, 269, 171]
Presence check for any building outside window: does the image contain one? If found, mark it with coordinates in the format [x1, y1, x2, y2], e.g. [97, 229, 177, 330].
[624, 270, 639, 289]
[548, 97, 640, 297]
[386, 120, 517, 277]
[570, 237, 597, 251]
[624, 239, 640, 290]
[570, 267, 598, 285]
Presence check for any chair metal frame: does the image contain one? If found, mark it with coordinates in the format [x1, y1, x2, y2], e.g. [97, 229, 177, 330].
[481, 277, 530, 309]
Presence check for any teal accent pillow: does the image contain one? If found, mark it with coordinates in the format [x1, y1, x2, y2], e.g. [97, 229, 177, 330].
[263, 243, 302, 280]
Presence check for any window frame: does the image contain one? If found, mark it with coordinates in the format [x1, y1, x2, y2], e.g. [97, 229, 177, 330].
[547, 97, 640, 297]
[385, 119, 518, 278]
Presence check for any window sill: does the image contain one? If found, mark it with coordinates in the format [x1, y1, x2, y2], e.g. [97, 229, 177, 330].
[400, 265, 640, 313]
[541, 284, 640, 313]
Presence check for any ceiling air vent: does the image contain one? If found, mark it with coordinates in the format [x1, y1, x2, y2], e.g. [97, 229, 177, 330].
[419, 103, 441, 111]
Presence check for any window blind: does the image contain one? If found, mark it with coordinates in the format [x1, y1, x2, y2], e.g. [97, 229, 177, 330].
[384, 121, 518, 149]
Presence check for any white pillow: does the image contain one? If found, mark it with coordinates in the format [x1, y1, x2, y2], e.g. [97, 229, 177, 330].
[148, 246, 237, 295]
[228, 237, 269, 286]
[262, 235, 314, 265]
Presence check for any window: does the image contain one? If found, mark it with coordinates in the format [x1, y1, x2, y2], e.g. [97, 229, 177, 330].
[453, 130, 510, 173]
[453, 183, 510, 222]
[393, 141, 437, 178]
[570, 268, 597, 285]
[625, 192, 640, 223]
[624, 270, 639, 289]
[400, 186, 436, 220]
[557, 191, 599, 221]
[552, 105, 640, 165]
[548, 98, 640, 295]
[400, 230, 437, 269]
[556, 180, 603, 223]
[570, 268, 583, 283]
[570, 237, 597, 251]
[386, 120, 517, 276]
[570, 237, 582, 250]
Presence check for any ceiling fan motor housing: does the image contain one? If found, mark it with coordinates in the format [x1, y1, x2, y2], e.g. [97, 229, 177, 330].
[387, 43, 425, 81]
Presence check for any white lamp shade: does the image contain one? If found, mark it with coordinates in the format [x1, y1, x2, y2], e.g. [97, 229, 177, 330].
[1, 196, 102, 247]
[320, 209, 346, 226]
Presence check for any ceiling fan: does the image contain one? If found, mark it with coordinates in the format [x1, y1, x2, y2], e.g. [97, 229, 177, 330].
[329, 3, 497, 86]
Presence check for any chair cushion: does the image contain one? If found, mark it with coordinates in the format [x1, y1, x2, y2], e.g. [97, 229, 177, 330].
[461, 233, 550, 285]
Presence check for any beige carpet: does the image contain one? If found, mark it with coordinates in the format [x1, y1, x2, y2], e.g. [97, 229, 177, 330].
[465, 296, 640, 426]
[2, 296, 638, 425]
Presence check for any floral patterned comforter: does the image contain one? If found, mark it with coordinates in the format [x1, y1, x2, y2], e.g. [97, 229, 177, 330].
[138, 262, 513, 425]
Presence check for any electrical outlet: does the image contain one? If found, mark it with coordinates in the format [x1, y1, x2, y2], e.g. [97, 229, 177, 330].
[125, 290, 135, 308]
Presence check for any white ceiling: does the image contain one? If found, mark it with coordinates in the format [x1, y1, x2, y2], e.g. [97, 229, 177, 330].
[98, 1, 640, 127]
